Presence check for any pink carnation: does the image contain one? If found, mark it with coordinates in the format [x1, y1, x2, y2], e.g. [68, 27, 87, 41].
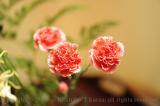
[89, 36, 124, 73]
[48, 42, 81, 77]
[34, 27, 66, 51]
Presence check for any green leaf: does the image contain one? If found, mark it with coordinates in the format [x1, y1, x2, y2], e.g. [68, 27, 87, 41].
[0, 0, 21, 10]
[84, 21, 117, 40]
[0, 2, 8, 10]
[66, 35, 76, 43]
[8, 0, 51, 25]
[0, 11, 5, 21]
[16, 81, 51, 106]
[80, 26, 88, 38]
[38, 90, 50, 104]
[14, 57, 39, 76]
[0, 30, 16, 39]
[8, 0, 21, 9]
[44, 76, 58, 92]
[0, 50, 22, 88]
[25, 31, 35, 51]
[0, 59, 4, 64]
[0, 0, 21, 23]
[43, 4, 82, 26]
[79, 21, 118, 46]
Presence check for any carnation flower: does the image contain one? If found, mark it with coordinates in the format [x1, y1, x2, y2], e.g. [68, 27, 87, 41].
[58, 82, 68, 93]
[34, 27, 66, 51]
[48, 42, 81, 77]
[89, 36, 124, 73]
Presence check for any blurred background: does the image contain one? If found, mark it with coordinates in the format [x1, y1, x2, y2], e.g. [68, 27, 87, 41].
[0, 0, 160, 106]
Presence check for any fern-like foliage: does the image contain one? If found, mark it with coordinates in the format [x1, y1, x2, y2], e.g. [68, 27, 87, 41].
[0, 50, 57, 106]
[44, 5, 81, 26]
[79, 21, 118, 46]
[8, 0, 51, 25]
[0, 0, 21, 10]
[14, 57, 57, 106]
[0, 0, 52, 39]
[0, 50, 21, 91]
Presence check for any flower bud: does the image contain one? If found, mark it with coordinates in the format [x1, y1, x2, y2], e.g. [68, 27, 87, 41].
[58, 82, 68, 93]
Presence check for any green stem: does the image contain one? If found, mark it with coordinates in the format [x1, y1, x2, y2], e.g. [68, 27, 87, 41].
[66, 64, 91, 106]
[15, 100, 19, 106]
[5, 55, 16, 70]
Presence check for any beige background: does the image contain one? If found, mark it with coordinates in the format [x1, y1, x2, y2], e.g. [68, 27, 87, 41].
[0, 0, 160, 96]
